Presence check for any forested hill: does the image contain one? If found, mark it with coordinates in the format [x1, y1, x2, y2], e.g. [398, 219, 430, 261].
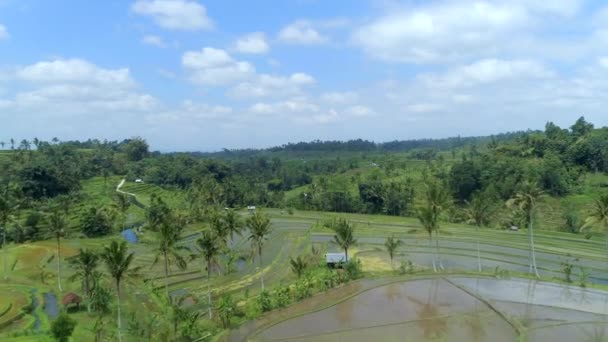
[192, 131, 528, 159]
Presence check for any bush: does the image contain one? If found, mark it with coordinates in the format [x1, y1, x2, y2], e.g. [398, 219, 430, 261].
[257, 290, 273, 312]
[273, 286, 291, 308]
[398, 260, 415, 275]
[345, 259, 363, 280]
[51, 312, 77, 342]
[294, 279, 312, 300]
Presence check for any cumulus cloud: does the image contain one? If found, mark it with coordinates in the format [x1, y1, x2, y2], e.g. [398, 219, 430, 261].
[131, 0, 213, 31]
[278, 20, 328, 45]
[182, 47, 255, 85]
[351, 1, 583, 63]
[320, 91, 358, 104]
[229, 72, 315, 98]
[142, 35, 166, 48]
[16, 59, 134, 86]
[0, 24, 8, 40]
[234, 32, 269, 54]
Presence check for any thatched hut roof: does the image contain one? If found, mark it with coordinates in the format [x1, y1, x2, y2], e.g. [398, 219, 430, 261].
[62, 292, 82, 306]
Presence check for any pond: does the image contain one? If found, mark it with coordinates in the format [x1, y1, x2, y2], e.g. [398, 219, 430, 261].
[121, 228, 138, 243]
[250, 277, 608, 342]
[43, 292, 59, 319]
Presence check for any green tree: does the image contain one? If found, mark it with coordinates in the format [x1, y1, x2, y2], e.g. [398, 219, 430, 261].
[123, 137, 149, 162]
[507, 181, 544, 277]
[216, 293, 236, 329]
[416, 181, 451, 272]
[113, 193, 131, 231]
[332, 218, 357, 262]
[582, 194, 608, 262]
[68, 248, 99, 311]
[81, 207, 114, 237]
[247, 211, 272, 290]
[153, 215, 188, 296]
[384, 235, 402, 268]
[145, 194, 171, 231]
[48, 210, 66, 291]
[289, 256, 308, 278]
[101, 240, 136, 342]
[223, 208, 243, 242]
[196, 230, 220, 319]
[50, 312, 77, 342]
[464, 192, 496, 272]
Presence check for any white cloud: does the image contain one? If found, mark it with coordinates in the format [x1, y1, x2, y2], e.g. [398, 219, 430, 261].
[320, 91, 358, 104]
[250, 98, 319, 115]
[0, 24, 8, 40]
[147, 100, 232, 124]
[278, 20, 328, 45]
[345, 105, 374, 117]
[182, 47, 255, 85]
[229, 73, 315, 98]
[420, 59, 553, 88]
[599, 57, 608, 69]
[142, 34, 166, 48]
[131, 0, 213, 31]
[16, 59, 133, 86]
[234, 32, 269, 54]
[351, 1, 582, 63]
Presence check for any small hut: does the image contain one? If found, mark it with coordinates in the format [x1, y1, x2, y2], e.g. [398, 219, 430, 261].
[62, 293, 82, 310]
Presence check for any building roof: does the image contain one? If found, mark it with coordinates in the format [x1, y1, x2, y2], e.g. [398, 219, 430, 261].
[62, 292, 82, 305]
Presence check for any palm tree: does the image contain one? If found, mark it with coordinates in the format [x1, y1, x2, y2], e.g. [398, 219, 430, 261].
[289, 256, 308, 278]
[68, 248, 100, 311]
[216, 293, 236, 329]
[247, 211, 272, 290]
[384, 235, 403, 268]
[464, 192, 495, 272]
[416, 181, 451, 272]
[100, 240, 136, 342]
[153, 218, 188, 296]
[210, 210, 228, 247]
[507, 181, 544, 277]
[196, 230, 220, 319]
[582, 194, 608, 262]
[223, 209, 243, 243]
[332, 219, 357, 262]
[113, 193, 131, 231]
[48, 210, 66, 291]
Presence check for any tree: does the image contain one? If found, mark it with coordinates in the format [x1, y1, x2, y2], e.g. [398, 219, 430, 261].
[123, 137, 149, 162]
[196, 230, 220, 319]
[146, 194, 170, 231]
[582, 194, 608, 262]
[384, 235, 402, 268]
[570, 116, 594, 137]
[332, 218, 357, 262]
[0, 190, 19, 279]
[68, 248, 100, 310]
[153, 215, 188, 297]
[48, 210, 66, 291]
[247, 211, 272, 290]
[216, 293, 236, 329]
[50, 312, 77, 342]
[507, 181, 544, 277]
[101, 240, 136, 342]
[464, 192, 496, 272]
[113, 193, 131, 231]
[81, 207, 114, 237]
[416, 181, 451, 272]
[223, 208, 243, 242]
[289, 256, 308, 278]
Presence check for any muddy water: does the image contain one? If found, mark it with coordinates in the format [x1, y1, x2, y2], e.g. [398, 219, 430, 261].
[254, 278, 517, 342]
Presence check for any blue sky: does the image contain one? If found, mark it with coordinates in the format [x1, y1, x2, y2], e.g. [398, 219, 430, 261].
[1, 0, 608, 151]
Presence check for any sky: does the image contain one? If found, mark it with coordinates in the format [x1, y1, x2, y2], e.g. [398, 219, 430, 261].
[1, 0, 608, 151]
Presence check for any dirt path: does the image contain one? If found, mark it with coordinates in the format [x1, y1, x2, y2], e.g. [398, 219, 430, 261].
[116, 179, 136, 196]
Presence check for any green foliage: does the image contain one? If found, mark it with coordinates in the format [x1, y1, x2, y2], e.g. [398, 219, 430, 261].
[345, 258, 363, 280]
[384, 235, 402, 266]
[294, 278, 313, 300]
[561, 259, 574, 283]
[257, 290, 273, 312]
[80, 206, 114, 237]
[398, 260, 415, 275]
[273, 285, 291, 308]
[123, 137, 149, 162]
[67, 248, 100, 297]
[330, 218, 357, 261]
[50, 312, 77, 342]
[289, 256, 308, 278]
[216, 293, 236, 329]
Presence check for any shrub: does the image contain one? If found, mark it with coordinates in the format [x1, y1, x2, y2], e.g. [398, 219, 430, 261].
[257, 290, 273, 312]
[51, 312, 77, 342]
[294, 279, 312, 300]
[345, 259, 363, 280]
[398, 260, 415, 275]
[274, 286, 291, 308]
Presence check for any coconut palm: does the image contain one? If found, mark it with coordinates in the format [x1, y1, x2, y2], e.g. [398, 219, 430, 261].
[507, 181, 544, 277]
[332, 219, 357, 262]
[210, 210, 229, 246]
[247, 211, 272, 290]
[464, 192, 496, 272]
[289, 256, 308, 278]
[196, 230, 220, 319]
[417, 181, 451, 271]
[384, 235, 403, 268]
[152, 217, 188, 296]
[68, 248, 100, 311]
[582, 194, 608, 262]
[223, 209, 243, 243]
[100, 240, 136, 342]
[48, 210, 66, 291]
[113, 193, 131, 231]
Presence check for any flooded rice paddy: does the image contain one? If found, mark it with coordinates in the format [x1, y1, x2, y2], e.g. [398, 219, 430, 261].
[250, 277, 608, 342]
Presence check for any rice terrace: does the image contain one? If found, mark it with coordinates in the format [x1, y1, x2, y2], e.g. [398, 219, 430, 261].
[3, 1, 608, 341]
